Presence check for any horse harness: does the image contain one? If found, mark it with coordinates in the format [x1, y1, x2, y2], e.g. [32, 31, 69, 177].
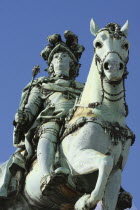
[61, 114, 135, 147]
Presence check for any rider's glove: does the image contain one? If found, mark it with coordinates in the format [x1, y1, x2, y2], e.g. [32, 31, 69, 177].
[14, 109, 29, 125]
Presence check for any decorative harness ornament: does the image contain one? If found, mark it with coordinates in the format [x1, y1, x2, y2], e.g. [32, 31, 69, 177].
[61, 116, 135, 146]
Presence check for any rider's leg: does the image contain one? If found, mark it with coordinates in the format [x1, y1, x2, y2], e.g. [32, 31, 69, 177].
[37, 122, 60, 177]
[37, 121, 69, 195]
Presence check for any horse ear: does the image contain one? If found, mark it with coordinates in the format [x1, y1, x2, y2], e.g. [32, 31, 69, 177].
[121, 20, 129, 37]
[90, 18, 99, 36]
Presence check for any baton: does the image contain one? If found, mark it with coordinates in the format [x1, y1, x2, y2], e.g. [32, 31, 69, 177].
[13, 65, 40, 146]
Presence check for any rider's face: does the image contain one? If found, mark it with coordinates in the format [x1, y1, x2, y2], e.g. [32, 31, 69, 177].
[51, 52, 71, 77]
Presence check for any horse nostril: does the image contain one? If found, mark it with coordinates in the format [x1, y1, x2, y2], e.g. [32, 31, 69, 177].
[104, 62, 109, 70]
[119, 63, 124, 70]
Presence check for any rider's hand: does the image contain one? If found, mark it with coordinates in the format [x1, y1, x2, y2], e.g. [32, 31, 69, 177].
[14, 109, 28, 124]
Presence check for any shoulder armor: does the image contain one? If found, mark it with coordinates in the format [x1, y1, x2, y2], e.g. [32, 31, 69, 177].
[73, 80, 85, 90]
[23, 76, 49, 92]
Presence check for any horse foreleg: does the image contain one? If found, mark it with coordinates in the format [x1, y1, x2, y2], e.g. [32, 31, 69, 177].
[67, 149, 113, 210]
[101, 140, 131, 210]
[101, 169, 121, 210]
[89, 152, 113, 207]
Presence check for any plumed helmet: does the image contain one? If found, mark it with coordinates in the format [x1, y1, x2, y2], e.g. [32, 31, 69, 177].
[40, 30, 85, 65]
[40, 31, 85, 79]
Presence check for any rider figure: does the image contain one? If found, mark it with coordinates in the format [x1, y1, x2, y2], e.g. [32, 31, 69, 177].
[13, 31, 85, 195]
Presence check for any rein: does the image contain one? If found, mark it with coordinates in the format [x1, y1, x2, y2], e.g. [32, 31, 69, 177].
[94, 47, 129, 107]
[104, 95, 124, 102]
[103, 89, 124, 96]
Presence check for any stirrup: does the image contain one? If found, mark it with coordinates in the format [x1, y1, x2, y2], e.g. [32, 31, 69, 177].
[40, 175, 53, 196]
[40, 171, 68, 196]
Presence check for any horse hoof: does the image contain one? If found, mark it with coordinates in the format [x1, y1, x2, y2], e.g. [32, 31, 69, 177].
[116, 191, 132, 209]
[74, 194, 91, 210]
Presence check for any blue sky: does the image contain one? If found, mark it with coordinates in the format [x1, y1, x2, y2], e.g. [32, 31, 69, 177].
[0, 0, 139, 208]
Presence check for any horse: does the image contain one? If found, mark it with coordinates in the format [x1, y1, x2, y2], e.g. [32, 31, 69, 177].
[1, 19, 134, 210]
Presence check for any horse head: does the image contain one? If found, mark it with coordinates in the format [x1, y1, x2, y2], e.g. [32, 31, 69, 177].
[90, 19, 129, 82]
[79, 19, 130, 119]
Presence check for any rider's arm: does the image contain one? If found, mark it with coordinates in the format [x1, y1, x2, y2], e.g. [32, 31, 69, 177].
[25, 86, 42, 122]
[15, 86, 42, 130]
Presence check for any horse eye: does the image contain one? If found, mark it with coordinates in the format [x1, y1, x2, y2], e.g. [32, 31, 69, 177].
[95, 42, 102, 48]
[122, 43, 129, 50]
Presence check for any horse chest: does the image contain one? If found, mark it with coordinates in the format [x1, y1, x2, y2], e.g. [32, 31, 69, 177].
[93, 105, 125, 125]
[63, 118, 134, 169]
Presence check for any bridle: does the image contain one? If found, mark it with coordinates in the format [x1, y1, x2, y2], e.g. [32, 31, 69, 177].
[95, 50, 129, 79]
[94, 24, 129, 79]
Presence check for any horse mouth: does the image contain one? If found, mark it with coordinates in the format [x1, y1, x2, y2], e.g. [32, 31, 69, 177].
[104, 71, 123, 82]
[110, 76, 122, 81]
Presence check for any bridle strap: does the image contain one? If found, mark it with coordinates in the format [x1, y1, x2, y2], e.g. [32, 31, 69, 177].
[95, 50, 129, 78]
[95, 50, 129, 67]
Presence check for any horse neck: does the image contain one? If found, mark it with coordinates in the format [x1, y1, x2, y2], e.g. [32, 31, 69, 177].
[80, 57, 102, 106]
[79, 57, 126, 125]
